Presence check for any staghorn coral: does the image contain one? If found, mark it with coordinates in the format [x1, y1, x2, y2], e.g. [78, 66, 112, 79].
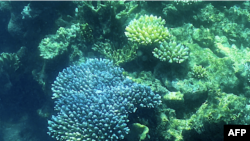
[125, 14, 171, 45]
[48, 58, 161, 141]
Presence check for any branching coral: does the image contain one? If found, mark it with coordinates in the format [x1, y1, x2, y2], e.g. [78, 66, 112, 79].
[48, 58, 161, 141]
[125, 15, 171, 45]
[153, 41, 189, 63]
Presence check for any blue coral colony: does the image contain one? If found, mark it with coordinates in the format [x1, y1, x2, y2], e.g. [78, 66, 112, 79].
[47, 59, 161, 140]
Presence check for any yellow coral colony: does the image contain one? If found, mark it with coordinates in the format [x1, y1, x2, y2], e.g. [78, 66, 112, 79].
[125, 15, 171, 45]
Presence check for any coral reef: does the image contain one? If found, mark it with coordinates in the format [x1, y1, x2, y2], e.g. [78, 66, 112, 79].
[3, 1, 250, 141]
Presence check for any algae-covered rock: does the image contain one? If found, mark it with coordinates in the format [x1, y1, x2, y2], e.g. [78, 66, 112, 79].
[127, 123, 149, 141]
[39, 23, 81, 59]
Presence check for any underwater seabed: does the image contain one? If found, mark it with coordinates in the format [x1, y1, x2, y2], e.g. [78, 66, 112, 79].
[1, 0, 250, 141]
